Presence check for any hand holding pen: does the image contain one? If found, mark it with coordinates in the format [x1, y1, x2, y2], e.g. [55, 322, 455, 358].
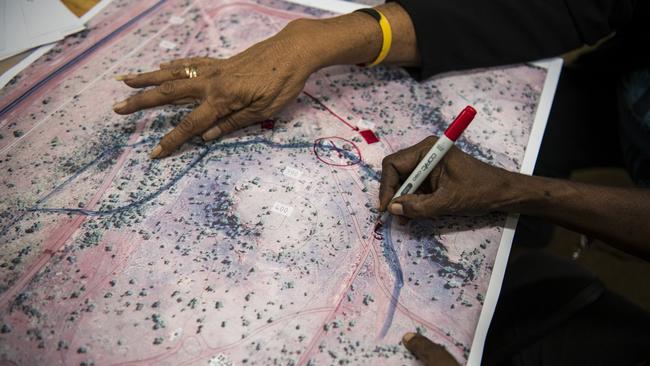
[378, 106, 524, 220]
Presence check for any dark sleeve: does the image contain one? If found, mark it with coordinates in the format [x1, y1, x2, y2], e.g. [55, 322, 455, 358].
[394, 0, 637, 79]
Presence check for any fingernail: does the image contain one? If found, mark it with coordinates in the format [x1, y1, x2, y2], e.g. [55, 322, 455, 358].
[115, 74, 135, 81]
[202, 126, 221, 141]
[389, 203, 403, 216]
[149, 144, 163, 159]
[112, 101, 127, 111]
[403, 332, 416, 344]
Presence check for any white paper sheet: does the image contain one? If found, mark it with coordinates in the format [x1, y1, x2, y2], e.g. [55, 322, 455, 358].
[0, 0, 85, 60]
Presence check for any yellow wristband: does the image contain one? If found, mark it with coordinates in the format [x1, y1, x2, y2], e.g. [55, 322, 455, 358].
[355, 8, 392, 67]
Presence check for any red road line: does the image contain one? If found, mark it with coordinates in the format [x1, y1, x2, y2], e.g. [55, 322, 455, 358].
[368, 241, 466, 351]
[302, 91, 359, 131]
[0, 120, 146, 311]
[383, 135, 396, 153]
[110, 307, 336, 366]
[296, 167, 372, 366]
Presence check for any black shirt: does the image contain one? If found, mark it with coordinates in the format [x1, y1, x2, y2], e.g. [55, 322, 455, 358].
[395, 0, 650, 186]
[396, 0, 649, 77]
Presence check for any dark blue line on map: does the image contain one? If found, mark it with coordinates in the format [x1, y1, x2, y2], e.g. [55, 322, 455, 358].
[379, 215, 404, 338]
[0, 139, 151, 237]
[30, 144, 211, 216]
[24, 138, 381, 217]
[0, 0, 167, 119]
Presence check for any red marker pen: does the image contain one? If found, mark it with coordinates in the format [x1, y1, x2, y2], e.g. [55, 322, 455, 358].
[380, 105, 477, 222]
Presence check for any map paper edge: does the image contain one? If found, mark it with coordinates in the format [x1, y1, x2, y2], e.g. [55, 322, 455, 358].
[467, 57, 563, 365]
[289, 2, 565, 364]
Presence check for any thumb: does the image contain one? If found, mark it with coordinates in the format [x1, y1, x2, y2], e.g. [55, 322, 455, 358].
[402, 333, 460, 366]
[388, 194, 432, 219]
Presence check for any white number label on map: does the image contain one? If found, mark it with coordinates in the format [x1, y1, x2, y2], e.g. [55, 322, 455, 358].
[357, 118, 376, 130]
[282, 166, 302, 180]
[272, 202, 293, 217]
[159, 40, 177, 50]
[169, 16, 185, 25]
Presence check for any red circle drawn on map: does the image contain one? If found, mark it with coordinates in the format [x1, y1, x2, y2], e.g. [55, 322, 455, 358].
[313, 137, 362, 167]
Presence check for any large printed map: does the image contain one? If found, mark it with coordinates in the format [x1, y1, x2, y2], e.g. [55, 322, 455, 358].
[0, 0, 548, 364]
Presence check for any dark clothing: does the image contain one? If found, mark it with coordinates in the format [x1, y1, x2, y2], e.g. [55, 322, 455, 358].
[393, 0, 650, 365]
[485, 252, 650, 366]
[395, 0, 650, 184]
[618, 69, 650, 187]
[396, 0, 649, 78]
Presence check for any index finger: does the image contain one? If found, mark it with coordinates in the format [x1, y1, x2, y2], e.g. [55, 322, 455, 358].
[114, 79, 202, 115]
[378, 146, 427, 211]
[120, 67, 189, 88]
[152, 102, 221, 158]
[379, 154, 402, 212]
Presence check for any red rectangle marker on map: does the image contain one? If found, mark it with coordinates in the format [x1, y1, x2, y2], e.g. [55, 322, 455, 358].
[359, 129, 379, 144]
[261, 119, 275, 130]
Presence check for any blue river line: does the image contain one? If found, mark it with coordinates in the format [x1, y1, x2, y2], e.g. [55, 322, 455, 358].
[378, 215, 404, 338]
[19, 137, 379, 218]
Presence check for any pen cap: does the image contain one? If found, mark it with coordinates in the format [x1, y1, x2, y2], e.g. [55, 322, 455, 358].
[443, 106, 477, 141]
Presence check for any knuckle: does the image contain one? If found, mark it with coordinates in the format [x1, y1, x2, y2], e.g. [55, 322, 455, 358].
[159, 81, 176, 95]
[221, 117, 239, 132]
[228, 100, 246, 111]
[224, 112, 249, 131]
[257, 109, 272, 120]
[178, 116, 198, 134]
[381, 154, 396, 168]
[204, 99, 225, 116]
[171, 68, 184, 78]
[247, 102, 267, 114]
[410, 200, 427, 217]
[416, 206, 430, 218]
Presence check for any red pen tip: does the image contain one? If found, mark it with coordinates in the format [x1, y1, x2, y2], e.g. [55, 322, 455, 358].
[444, 106, 477, 141]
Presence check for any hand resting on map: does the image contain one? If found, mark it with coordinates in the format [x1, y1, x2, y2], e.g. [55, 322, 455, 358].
[112, 3, 419, 159]
[112, 27, 317, 159]
[379, 136, 650, 260]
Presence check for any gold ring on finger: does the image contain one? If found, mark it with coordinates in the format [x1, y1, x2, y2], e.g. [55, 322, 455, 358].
[184, 66, 198, 79]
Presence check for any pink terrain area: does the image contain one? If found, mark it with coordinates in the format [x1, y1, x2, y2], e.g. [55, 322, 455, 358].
[0, 0, 547, 364]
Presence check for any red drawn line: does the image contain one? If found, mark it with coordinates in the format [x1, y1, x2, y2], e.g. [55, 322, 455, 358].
[312, 136, 362, 167]
[302, 91, 359, 131]
[383, 135, 396, 153]
[297, 167, 372, 366]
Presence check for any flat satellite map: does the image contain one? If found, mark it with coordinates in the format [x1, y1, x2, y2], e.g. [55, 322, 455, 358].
[0, 0, 549, 364]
